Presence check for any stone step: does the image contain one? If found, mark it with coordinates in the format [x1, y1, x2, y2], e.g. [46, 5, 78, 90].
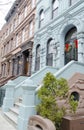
[15, 97, 22, 104]
[14, 102, 21, 108]
[19, 97, 22, 103]
[3, 97, 22, 129]
[9, 107, 19, 116]
[4, 111, 17, 128]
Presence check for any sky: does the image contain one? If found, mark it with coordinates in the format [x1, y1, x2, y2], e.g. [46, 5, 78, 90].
[0, 0, 15, 29]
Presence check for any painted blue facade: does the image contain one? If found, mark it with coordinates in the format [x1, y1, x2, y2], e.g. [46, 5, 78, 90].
[32, 0, 84, 74]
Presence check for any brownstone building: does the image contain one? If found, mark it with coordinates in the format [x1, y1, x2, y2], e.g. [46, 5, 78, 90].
[0, 0, 36, 85]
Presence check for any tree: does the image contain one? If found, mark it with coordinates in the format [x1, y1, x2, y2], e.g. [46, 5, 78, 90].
[36, 72, 78, 130]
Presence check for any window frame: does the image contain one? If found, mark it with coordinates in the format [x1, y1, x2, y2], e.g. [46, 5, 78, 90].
[46, 38, 53, 66]
[35, 44, 40, 71]
[39, 9, 44, 28]
[52, 0, 59, 18]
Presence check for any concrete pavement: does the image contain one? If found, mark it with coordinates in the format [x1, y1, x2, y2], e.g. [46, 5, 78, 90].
[0, 108, 16, 130]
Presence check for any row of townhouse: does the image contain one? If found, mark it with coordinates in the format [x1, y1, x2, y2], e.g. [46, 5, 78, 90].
[0, 0, 36, 85]
[0, 0, 84, 85]
[1, 1, 84, 130]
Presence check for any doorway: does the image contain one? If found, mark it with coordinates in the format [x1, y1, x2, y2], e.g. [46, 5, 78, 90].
[23, 50, 29, 75]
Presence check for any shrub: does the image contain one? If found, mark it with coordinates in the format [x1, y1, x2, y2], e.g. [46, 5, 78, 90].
[36, 72, 78, 130]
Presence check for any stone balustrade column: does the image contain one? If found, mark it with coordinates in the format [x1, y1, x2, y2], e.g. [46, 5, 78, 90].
[17, 78, 37, 130]
[2, 80, 15, 112]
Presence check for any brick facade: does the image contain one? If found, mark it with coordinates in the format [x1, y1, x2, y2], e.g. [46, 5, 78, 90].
[0, 0, 36, 85]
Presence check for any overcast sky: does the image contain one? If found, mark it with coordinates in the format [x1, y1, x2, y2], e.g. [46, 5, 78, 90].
[0, 0, 15, 29]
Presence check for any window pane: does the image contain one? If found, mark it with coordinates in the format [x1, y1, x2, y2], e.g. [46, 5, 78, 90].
[52, 0, 59, 18]
[39, 9, 44, 28]
[47, 39, 53, 66]
[29, 21, 33, 37]
[32, 0, 35, 8]
[35, 45, 40, 71]
[65, 27, 78, 64]
[40, 10, 44, 20]
[53, 0, 59, 10]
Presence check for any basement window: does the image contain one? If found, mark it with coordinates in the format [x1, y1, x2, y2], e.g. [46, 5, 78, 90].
[70, 91, 79, 101]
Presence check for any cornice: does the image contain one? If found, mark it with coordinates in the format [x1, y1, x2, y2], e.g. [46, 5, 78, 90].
[5, 0, 21, 22]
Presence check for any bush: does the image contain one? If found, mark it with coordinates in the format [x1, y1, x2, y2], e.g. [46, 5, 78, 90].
[36, 72, 78, 130]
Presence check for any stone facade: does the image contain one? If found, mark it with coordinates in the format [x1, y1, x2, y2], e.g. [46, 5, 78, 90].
[0, 0, 36, 85]
[32, 0, 84, 74]
[56, 73, 84, 116]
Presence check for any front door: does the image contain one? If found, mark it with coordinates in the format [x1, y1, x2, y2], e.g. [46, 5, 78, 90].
[23, 50, 29, 75]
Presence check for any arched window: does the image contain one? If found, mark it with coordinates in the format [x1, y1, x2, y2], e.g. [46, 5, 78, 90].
[52, 0, 59, 18]
[46, 39, 53, 66]
[65, 27, 78, 64]
[35, 44, 40, 71]
[39, 9, 44, 28]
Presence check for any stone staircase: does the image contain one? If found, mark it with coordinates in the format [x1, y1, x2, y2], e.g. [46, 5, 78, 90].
[3, 98, 22, 129]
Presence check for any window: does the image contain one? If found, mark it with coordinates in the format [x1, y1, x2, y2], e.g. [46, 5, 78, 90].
[24, 6, 27, 17]
[1, 47, 3, 57]
[10, 24, 13, 32]
[46, 39, 53, 66]
[65, 27, 78, 64]
[11, 38, 13, 50]
[22, 28, 25, 42]
[39, 9, 44, 28]
[52, 0, 59, 18]
[17, 56, 20, 75]
[7, 60, 10, 75]
[13, 19, 16, 29]
[1, 64, 4, 76]
[16, 34, 18, 47]
[35, 44, 40, 71]
[6, 29, 9, 36]
[4, 45, 6, 55]
[7, 42, 9, 53]
[70, 92, 79, 101]
[12, 59, 15, 76]
[29, 21, 33, 37]
[32, 0, 35, 8]
[18, 13, 21, 24]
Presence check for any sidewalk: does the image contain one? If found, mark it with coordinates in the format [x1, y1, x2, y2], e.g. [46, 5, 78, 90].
[0, 108, 16, 130]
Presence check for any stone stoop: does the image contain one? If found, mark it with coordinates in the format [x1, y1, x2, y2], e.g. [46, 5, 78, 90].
[3, 98, 22, 129]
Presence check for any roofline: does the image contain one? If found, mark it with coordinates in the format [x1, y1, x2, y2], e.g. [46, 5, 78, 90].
[5, 0, 21, 22]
